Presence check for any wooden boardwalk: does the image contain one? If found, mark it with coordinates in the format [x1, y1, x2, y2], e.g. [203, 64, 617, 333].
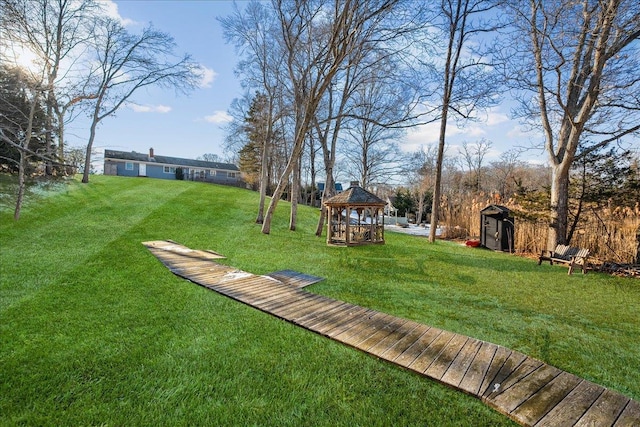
[144, 240, 640, 427]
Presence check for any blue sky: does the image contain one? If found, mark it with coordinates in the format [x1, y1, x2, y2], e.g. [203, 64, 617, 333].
[66, 0, 550, 170]
[67, 0, 242, 165]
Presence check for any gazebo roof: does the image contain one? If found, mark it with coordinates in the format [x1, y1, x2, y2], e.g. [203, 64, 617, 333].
[324, 181, 386, 206]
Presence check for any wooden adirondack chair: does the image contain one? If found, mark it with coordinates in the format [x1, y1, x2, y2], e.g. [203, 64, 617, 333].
[538, 244, 590, 275]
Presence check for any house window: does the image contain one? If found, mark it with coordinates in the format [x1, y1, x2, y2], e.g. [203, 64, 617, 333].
[228, 172, 237, 178]
[163, 166, 176, 174]
[125, 162, 134, 171]
[210, 170, 217, 176]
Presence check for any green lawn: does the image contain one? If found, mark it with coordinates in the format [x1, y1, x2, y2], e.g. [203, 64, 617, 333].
[1, 175, 638, 426]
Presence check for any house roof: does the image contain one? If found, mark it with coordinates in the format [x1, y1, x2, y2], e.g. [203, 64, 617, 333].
[324, 182, 386, 206]
[104, 149, 239, 171]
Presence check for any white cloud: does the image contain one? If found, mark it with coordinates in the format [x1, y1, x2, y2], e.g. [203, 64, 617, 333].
[485, 110, 510, 126]
[403, 121, 476, 150]
[198, 66, 217, 88]
[204, 111, 233, 123]
[506, 125, 532, 138]
[465, 126, 487, 137]
[99, 0, 138, 26]
[128, 104, 172, 113]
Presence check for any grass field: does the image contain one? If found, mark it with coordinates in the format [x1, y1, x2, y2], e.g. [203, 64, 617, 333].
[1, 175, 638, 426]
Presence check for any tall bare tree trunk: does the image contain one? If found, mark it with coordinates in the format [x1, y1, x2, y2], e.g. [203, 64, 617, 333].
[416, 189, 425, 225]
[14, 150, 26, 220]
[14, 97, 38, 220]
[256, 98, 274, 224]
[261, 131, 306, 233]
[308, 136, 317, 207]
[429, 103, 449, 242]
[82, 114, 99, 184]
[256, 139, 270, 224]
[548, 161, 571, 249]
[56, 109, 65, 170]
[314, 78, 347, 237]
[289, 154, 301, 231]
[45, 94, 54, 175]
[315, 169, 335, 237]
[314, 114, 336, 237]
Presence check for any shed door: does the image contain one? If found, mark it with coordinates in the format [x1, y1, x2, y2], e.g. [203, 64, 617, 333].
[483, 217, 499, 250]
[139, 163, 147, 176]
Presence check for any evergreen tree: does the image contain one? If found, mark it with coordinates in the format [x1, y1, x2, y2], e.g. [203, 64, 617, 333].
[238, 140, 261, 189]
[393, 188, 415, 217]
[568, 148, 640, 243]
[239, 93, 277, 192]
[0, 66, 48, 173]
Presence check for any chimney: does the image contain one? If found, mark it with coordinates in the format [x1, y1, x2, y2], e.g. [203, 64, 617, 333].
[350, 180, 359, 187]
[149, 147, 154, 159]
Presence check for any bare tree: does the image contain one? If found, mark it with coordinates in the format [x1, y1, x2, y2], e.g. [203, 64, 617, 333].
[488, 150, 522, 200]
[197, 153, 221, 163]
[306, 37, 379, 236]
[505, 0, 640, 249]
[311, 83, 345, 236]
[0, 0, 100, 173]
[339, 59, 410, 188]
[221, 1, 427, 235]
[219, 1, 284, 224]
[260, 0, 400, 234]
[421, 0, 503, 242]
[311, 51, 371, 236]
[80, 18, 199, 183]
[407, 145, 438, 225]
[340, 135, 405, 189]
[459, 138, 492, 192]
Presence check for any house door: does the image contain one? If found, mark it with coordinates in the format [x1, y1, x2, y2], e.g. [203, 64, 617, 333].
[105, 163, 118, 175]
[139, 163, 147, 176]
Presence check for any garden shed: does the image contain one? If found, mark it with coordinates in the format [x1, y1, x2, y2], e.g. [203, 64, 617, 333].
[324, 181, 386, 246]
[480, 205, 514, 252]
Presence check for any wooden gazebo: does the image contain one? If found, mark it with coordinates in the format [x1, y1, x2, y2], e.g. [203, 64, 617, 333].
[324, 181, 386, 246]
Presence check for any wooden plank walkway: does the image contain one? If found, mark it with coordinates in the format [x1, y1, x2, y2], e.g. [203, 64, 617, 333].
[265, 270, 325, 288]
[143, 240, 640, 427]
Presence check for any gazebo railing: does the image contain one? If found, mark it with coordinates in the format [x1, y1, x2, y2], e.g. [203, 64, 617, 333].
[329, 223, 384, 245]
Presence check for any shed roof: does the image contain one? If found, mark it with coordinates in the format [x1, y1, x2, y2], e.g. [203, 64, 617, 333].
[104, 149, 238, 171]
[324, 182, 386, 206]
[480, 204, 511, 215]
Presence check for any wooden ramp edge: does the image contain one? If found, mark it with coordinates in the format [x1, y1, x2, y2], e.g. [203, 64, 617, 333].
[143, 240, 640, 427]
[265, 270, 325, 288]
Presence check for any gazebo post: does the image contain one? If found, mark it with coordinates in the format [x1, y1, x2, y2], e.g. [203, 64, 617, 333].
[326, 205, 332, 244]
[346, 206, 351, 245]
[369, 208, 374, 242]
